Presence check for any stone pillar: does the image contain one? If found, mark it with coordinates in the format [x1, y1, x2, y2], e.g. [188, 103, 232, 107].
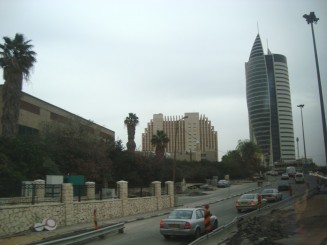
[117, 181, 128, 216]
[165, 181, 174, 207]
[152, 181, 162, 210]
[33, 179, 45, 202]
[62, 183, 74, 225]
[85, 182, 96, 200]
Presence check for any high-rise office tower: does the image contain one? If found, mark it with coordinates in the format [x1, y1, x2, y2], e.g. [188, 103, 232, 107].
[245, 34, 295, 164]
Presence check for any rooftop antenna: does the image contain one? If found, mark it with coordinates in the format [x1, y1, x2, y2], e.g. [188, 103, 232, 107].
[267, 39, 269, 54]
[257, 22, 260, 34]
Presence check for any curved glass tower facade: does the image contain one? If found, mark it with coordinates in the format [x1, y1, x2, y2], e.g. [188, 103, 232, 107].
[245, 34, 295, 164]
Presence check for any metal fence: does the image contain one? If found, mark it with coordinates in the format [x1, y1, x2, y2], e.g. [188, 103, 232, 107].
[1, 182, 168, 205]
[72, 184, 118, 202]
[0, 183, 62, 205]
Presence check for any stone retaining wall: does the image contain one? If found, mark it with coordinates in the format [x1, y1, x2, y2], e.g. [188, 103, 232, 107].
[0, 180, 174, 237]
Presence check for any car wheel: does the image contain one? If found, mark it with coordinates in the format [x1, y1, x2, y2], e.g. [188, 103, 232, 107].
[212, 220, 218, 230]
[237, 209, 242, 213]
[194, 228, 201, 239]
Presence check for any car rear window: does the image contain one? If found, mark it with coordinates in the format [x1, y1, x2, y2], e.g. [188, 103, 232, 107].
[241, 194, 255, 199]
[169, 210, 193, 219]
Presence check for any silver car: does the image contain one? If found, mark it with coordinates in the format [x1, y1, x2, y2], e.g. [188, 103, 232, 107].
[235, 193, 267, 212]
[295, 173, 304, 183]
[261, 188, 283, 202]
[159, 208, 218, 239]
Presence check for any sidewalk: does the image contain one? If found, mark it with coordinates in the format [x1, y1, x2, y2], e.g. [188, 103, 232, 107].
[0, 208, 174, 245]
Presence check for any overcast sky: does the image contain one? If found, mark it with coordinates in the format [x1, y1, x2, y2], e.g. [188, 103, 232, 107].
[1, 0, 326, 165]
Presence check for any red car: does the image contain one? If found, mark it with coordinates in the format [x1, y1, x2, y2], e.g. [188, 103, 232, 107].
[261, 188, 283, 202]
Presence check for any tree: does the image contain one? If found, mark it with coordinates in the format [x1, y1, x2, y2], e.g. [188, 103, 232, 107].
[236, 140, 262, 174]
[40, 119, 113, 184]
[0, 33, 37, 138]
[124, 113, 139, 152]
[221, 150, 247, 178]
[151, 130, 169, 160]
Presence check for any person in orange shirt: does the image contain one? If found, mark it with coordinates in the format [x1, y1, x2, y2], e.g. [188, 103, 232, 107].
[204, 204, 212, 236]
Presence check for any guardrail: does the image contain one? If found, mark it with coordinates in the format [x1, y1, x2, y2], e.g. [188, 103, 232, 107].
[31, 223, 125, 245]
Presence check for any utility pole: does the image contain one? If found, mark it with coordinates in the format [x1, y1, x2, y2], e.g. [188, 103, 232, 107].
[297, 105, 307, 166]
[303, 12, 327, 166]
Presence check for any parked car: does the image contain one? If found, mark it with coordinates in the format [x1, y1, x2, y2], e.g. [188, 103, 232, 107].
[295, 173, 304, 183]
[261, 188, 283, 202]
[281, 173, 289, 180]
[235, 193, 267, 213]
[159, 208, 218, 239]
[217, 179, 230, 188]
[278, 180, 290, 191]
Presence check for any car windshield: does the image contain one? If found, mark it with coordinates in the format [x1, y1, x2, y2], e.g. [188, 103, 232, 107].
[240, 194, 255, 200]
[262, 189, 274, 193]
[168, 210, 193, 219]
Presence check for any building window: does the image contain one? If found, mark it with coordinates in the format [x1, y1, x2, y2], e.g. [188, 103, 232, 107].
[18, 125, 39, 135]
[50, 112, 71, 124]
[20, 101, 40, 115]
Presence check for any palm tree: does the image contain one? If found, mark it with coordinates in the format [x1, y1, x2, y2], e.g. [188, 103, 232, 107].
[124, 113, 139, 152]
[0, 33, 37, 138]
[151, 130, 170, 160]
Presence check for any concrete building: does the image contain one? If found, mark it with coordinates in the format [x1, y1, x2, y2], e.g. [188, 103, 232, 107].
[245, 34, 296, 165]
[142, 113, 218, 162]
[0, 85, 114, 139]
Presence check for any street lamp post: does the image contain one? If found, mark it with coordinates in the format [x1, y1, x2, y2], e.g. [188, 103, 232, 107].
[296, 137, 300, 159]
[303, 12, 327, 165]
[297, 105, 307, 166]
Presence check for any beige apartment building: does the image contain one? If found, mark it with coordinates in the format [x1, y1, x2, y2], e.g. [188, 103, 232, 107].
[0, 85, 114, 139]
[142, 113, 218, 162]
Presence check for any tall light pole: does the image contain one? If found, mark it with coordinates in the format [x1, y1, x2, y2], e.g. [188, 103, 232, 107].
[297, 105, 307, 166]
[173, 115, 188, 191]
[296, 137, 300, 159]
[303, 12, 327, 165]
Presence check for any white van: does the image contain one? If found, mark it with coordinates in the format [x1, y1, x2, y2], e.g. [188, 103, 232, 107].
[295, 173, 304, 183]
[286, 166, 296, 177]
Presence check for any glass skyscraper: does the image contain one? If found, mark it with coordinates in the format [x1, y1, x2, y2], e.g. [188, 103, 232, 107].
[245, 34, 295, 164]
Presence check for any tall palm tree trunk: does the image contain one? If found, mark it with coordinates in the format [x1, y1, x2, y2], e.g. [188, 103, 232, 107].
[127, 125, 136, 152]
[1, 68, 23, 138]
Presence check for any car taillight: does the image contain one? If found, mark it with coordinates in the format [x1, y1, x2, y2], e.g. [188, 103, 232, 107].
[250, 200, 255, 206]
[160, 221, 165, 228]
[235, 201, 240, 206]
[184, 222, 191, 229]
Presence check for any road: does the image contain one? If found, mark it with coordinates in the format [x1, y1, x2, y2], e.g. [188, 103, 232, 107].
[85, 176, 305, 245]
